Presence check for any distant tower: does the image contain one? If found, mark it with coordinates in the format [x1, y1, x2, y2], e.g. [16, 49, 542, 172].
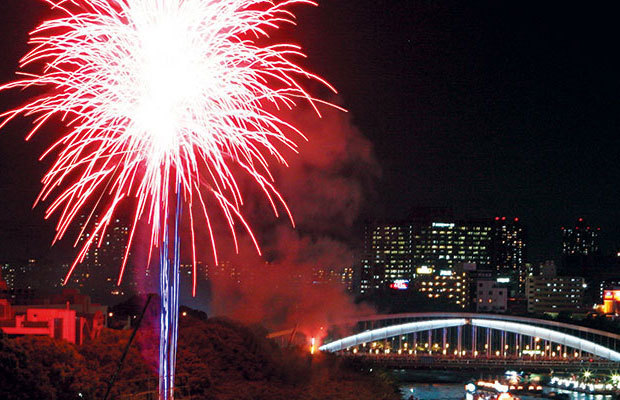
[70, 214, 133, 302]
[561, 218, 600, 256]
[360, 223, 413, 294]
[491, 217, 526, 294]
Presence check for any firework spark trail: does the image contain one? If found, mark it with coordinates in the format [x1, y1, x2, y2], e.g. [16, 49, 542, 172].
[2, 1, 336, 398]
[1, 0, 337, 295]
[158, 190, 181, 399]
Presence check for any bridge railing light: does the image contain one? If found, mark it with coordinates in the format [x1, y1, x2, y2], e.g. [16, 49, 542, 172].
[319, 316, 620, 360]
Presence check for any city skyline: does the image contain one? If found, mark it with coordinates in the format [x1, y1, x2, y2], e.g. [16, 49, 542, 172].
[1, 2, 620, 266]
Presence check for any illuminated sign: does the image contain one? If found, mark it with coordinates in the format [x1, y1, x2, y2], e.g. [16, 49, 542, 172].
[604, 290, 620, 301]
[476, 380, 509, 393]
[390, 280, 409, 290]
[522, 349, 543, 356]
[497, 277, 510, 283]
[602, 290, 620, 313]
[439, 270, 452, 276]
[416, 266, 433, 274]
[432, 222, 455, 228]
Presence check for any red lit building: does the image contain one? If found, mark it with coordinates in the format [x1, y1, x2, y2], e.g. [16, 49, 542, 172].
[602, 289, 620, 315]
[0, 287, 106, 344]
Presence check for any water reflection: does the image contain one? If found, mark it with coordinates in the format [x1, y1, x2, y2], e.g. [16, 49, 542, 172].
[400, 384, 616, 400]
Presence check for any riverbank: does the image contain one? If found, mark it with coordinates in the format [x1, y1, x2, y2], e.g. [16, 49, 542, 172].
[0, 311, 402, 400]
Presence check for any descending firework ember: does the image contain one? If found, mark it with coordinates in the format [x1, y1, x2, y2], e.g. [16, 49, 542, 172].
[1, 0, 335, 398]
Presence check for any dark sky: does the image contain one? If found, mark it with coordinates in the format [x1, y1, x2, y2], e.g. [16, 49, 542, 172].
[1, 1, 619, 264]
[293, 1, 620, 261]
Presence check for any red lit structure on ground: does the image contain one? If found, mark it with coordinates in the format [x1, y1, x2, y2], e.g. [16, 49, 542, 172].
[0, 286, 106, 344]
[602, 289, 620, 314]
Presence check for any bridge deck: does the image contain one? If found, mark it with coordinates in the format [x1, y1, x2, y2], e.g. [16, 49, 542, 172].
[344, 354, 620, 371]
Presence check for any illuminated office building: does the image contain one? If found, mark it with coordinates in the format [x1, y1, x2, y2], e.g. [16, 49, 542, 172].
[360, 217, 527, 295]
[562, 218, 599, 256]
[0, 259, 37, 290]
[560, 218, 605, 285]
[491, 217, 526, 294]
[360, 223, 413, 294]
[525, 275, 585, 314]
[341, 267, 355, 292]
[361, 219, 493, 293]
[414, 269, 468, 308]
[412, 221, 492, 272]
[69, 215, 135, 302]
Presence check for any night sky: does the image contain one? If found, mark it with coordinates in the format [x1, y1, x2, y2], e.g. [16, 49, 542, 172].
[1, 1, 619, 264]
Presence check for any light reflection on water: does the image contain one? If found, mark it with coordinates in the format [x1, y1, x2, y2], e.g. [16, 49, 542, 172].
[399, 384, 616, 400]
[399, 383, 463, 400]
[545, 388, 614, 400]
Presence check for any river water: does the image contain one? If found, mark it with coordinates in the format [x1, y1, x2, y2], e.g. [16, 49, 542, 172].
[399, 383, 616, 400]
[399, 380, 616, 400]
[394, 370, 613, 400]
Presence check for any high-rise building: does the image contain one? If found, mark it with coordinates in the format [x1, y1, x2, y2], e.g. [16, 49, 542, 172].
[206, 260, 244, 284]
[360, 217, 528, 294]
[560, 219, 605, 298]
[312, 267, 341, 285]
[525, 275, 585, 314]
[0, 259, 37, 290]
[491, 217, 526, 294]
[69, 215, 134, 302]
[412, 221, 492, 272]
[341, 267, 355, 292]
[562, 218, 600, 256]
[360, 223, 413, 293]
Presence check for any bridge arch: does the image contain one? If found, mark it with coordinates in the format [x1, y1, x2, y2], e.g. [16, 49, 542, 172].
[340, 312, 620, 342]
[319, 318, 620, 362]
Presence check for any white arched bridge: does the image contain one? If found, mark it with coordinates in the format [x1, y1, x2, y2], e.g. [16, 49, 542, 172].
[316, 313, 620, 371]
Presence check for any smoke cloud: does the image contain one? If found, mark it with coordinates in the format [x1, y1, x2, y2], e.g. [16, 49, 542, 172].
[204, 100, 379, 340]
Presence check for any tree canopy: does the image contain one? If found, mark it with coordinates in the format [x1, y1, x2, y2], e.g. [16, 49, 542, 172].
[0, 310, 399, 400]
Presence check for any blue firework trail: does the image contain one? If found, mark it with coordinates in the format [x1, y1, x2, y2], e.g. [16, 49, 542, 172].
[159, 188, 182, 399]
